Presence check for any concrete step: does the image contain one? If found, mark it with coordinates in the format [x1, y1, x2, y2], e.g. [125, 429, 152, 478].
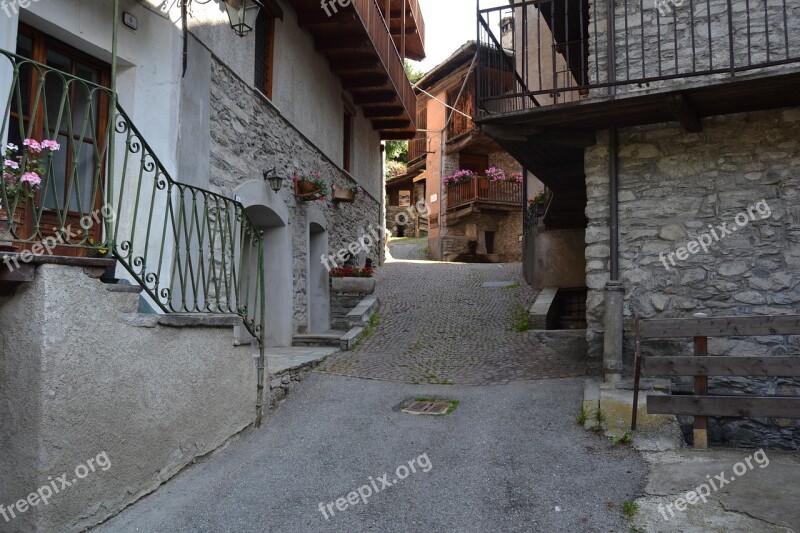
[103, 282, 144, 314]
[292, 330, 347, 347]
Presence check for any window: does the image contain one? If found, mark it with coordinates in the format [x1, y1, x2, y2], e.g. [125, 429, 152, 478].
[343, 104, 355, 173]
[8, 25, 111, 256]
[254, 12, 276, 99]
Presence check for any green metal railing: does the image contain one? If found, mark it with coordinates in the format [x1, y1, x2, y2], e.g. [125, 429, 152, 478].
[1, 49, 269, 424]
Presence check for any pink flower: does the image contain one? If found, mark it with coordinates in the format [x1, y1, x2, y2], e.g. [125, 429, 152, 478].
[23, 139, 42, 153]
[20, 172, 41, 186]
[3, 171, 16, 185]
[3, 160, 18, 170]
[41, 140, 60, 151]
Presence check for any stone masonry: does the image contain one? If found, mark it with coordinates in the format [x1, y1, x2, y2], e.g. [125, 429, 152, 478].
[585, 107, 800, 447]
[208, 60, 381, 332]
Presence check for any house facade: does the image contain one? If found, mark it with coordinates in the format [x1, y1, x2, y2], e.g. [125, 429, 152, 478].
[415, 42, 528, 263]
[477, 0, 800, 447]
[0, 0, 423, 530]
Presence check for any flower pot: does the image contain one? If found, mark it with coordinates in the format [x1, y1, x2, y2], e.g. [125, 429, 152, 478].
[331, 276, 376, 295]
[295, 179, 324, 201]
[332, 187, 356, 203]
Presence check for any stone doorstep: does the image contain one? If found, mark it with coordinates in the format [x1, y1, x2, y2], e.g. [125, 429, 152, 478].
[120, 313, 242, 329]
[345, 295, 379, 328]
[528, 287, 559, 330]
[340, 326, 364, 351]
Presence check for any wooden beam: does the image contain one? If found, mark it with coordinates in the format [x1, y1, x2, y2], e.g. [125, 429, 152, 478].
[352, 91, 397, 104]
[340, 72, 390, 88]
[644, 356, 800, 377]
[363, 106, 405, 118]
[666, 93, 703, 133]
[481, 124, 596, 147]
[647, 395, 800, 419]
[329, 59, 382, 74]
[373, 119, 411, 129]
[639, 315, 800, 338]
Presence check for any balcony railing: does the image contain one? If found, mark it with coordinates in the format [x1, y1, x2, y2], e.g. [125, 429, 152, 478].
[477, 0, 800, 114]
[407, 135, 427, 164]
[353, 0, 417, 128]
[0, 50, 269, 422]
[446, 83, 476, 141]
[446, 177, 522, 210]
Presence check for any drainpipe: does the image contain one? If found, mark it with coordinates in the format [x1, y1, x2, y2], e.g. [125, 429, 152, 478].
[602, 0, 624, 383]
[108, 0, 119, 246]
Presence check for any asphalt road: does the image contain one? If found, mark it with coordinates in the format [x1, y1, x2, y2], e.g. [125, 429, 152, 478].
[96, 373, 646, 533]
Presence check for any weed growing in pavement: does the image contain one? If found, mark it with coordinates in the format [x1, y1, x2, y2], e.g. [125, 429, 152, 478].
[421, 370, 453, 385]
[621, 500, 639, 521]
[611, 431, 633, 445]
[510, 303, 530, 332]
[592, 407, 607, 432]
[574, 407, 590, 426]
[353, 313, 380, 350]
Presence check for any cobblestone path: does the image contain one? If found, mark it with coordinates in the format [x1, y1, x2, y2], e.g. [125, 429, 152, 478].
[322, 250, 588, 385]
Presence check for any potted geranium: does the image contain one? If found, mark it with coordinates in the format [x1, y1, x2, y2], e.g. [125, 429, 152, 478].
[485, 167, 506, 181]
[294, 172, 328, 201]
[528, 190, 547, 216]
[443, 169, 475, 187]
[332, 183, 360, 203]
[330, 264, 376, 294]
[1, 139, 59, 251]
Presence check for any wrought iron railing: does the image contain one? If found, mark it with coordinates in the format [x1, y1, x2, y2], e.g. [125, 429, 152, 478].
[0, 49, 268, 422]
[477, 0, 800, 114]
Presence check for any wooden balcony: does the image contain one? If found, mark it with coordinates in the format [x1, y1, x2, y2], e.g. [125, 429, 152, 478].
[294, 0, 425, 139]
[446, 177, 522, 211]
[378, 0, 426, 61]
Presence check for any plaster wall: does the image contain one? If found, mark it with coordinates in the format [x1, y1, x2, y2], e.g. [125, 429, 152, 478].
[0, 265, 257, 532]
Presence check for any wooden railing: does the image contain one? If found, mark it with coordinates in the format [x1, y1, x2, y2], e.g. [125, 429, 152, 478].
[632, 314, 800, 449]
[407, 0, 425, 52]
[446, 177, 522, 210]
[446, 83, 476, 141]
[353, 0, 417, 129]
[407, 136, 427, 163]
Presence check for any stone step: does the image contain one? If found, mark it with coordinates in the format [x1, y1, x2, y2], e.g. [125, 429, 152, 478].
[292, 330, 347, 347]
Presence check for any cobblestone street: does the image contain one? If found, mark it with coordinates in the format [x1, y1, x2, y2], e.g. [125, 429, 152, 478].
[322, 241, 588, 385]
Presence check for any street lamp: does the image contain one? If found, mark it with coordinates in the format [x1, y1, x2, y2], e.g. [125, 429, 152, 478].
[263, 168, 285, 193]
[224, 0, 262, 37]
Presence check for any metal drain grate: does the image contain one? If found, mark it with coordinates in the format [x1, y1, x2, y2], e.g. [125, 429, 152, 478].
[402, 399, 457, 415]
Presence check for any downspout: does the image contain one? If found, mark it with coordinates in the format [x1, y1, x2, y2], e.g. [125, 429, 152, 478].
[108, 0, 119, 251]
[603, 0, 624, 383]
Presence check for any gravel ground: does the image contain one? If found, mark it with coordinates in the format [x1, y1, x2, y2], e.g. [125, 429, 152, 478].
[96, 373, 646, 533]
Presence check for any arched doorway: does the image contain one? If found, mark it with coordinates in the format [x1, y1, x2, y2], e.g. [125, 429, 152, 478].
[233, 181, 292, 348]
[307, 207, 330, 333]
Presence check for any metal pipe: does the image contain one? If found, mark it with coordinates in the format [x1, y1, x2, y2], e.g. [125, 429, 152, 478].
[609, 126, 619, 280]
[606, 0, 616, 95]
[108, 0, 119, 246]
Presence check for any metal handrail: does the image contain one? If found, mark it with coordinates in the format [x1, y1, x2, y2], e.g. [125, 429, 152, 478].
[1, 49, 268, 424]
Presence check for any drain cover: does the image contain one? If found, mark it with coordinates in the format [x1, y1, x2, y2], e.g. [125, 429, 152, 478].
[402, 399, 458, 415]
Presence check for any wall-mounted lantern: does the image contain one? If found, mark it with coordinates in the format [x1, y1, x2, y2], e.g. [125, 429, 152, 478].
[224, 0, 262, 37]
[263, 168, 285, 193]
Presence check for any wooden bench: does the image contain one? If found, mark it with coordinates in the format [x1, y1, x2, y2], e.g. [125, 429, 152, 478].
[631, 314, 800, 449]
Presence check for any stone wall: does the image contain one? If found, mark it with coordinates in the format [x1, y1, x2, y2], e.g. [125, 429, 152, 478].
[208, 59, 381, 332]
[443, 210, 522, 262]
[585, 107, 800, 447]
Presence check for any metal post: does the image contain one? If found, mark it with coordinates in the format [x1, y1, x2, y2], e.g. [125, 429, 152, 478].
[107, 0, 119, 247]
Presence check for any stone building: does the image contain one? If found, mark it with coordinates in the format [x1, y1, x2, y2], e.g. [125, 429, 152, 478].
[0, 0, 424, 529]
[413, 41, 528, 263]
[477, 0, 800, 447]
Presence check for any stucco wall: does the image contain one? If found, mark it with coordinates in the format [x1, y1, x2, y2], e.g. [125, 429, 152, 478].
[0, 265, 258, 532]
[584, 107, 800, 447]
